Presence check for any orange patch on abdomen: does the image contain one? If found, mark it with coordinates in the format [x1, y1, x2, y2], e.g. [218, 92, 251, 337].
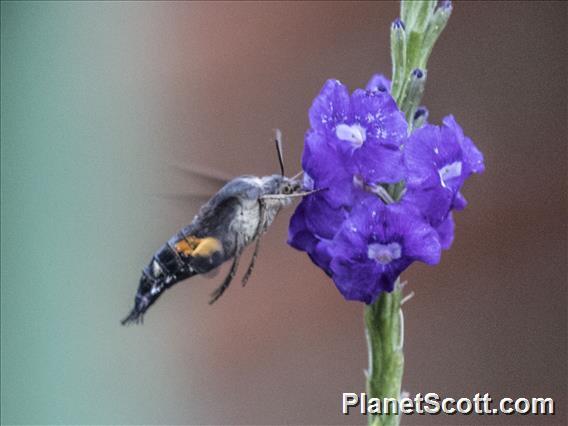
[174, 236, 199, 256]
[174, 236, 222, 258]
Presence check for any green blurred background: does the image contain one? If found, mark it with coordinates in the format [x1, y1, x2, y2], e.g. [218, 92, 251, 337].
[1, 1, 566, 425]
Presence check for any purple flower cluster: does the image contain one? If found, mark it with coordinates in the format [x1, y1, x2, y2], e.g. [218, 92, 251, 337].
[288, 76, 484, 304]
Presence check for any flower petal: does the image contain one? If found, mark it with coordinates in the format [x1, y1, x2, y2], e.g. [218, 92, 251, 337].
[350, 89, 407, 148]
[436, 212, 455, 250]
[288, 200, 318, 252]
[330, 255, 381, 303]
[443, 115, 485, 174]
[309, 79, 350, 135]
[354, 143, 404, 184]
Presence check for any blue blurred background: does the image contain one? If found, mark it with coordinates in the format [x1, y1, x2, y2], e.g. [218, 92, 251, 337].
[1, 1, 566, 424]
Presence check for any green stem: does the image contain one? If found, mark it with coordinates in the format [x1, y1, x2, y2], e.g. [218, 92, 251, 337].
[365, 280, 404, 426]
[365, 2, 452, 424]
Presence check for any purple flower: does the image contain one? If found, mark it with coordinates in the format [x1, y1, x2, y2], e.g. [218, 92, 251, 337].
[328, 200, 441, 304]
[288, 192, 347, 273]
[443, 115, 485, 174]
[403, 123, 462, 224]
[442, 115, 485, 210]
[288, 75, 484, 303]
[304, 79, 408, 208]
[402, 116, 484, 247]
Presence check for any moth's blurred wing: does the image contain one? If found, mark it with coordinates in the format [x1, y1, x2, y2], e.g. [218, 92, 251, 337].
[171, 163, 231, 188]
[151, 193, 211, 213]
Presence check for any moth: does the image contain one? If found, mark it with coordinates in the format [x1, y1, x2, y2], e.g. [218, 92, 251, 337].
[121, 130, 318, 325]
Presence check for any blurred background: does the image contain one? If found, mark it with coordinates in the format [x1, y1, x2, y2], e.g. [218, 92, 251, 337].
[1, 1, 566, 425]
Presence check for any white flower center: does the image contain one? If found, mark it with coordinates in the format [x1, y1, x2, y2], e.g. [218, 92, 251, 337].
[438, 161, 462, 188]
[303, 173, 314, 190]
[335, 123, 366, 147]
[367, 242, 402, 265]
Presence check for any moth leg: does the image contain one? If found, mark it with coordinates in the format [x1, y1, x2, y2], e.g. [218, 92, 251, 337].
[209, 232, 244, 305]
[241, 237, 261, 287]
[209, 254, 241, 305]
[241, 200, 266, 287]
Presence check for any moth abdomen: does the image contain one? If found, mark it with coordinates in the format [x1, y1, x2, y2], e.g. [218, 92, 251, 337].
[121, 233, 225, 325]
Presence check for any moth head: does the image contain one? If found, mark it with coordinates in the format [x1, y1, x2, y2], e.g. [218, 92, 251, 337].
[279, 176, 302, 195]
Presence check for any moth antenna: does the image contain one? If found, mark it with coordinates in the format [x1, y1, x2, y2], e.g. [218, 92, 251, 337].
[273, 129, 285, 176]
[290, 170, 304, 180]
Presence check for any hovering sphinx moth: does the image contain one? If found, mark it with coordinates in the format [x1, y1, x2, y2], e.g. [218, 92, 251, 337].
[122, 131, 319, 324]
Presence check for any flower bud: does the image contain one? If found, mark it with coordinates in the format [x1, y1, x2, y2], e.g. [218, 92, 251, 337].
[413, 106, 429, 129]
[401, 68, 427, 122]
[392, 17, 405, 31]
[390, 18, 407, 99]
[419, 1, 453, 68]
